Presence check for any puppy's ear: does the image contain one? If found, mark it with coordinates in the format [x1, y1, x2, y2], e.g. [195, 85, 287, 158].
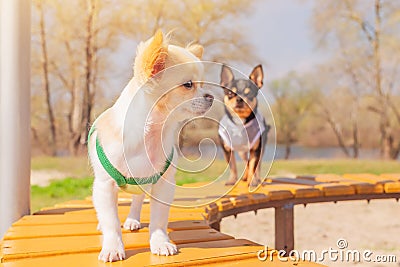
[221, 65, 234, 88]
[187, 44, 203, 59]
[249, 64, 263, 88]
[135, 30, 168, 81]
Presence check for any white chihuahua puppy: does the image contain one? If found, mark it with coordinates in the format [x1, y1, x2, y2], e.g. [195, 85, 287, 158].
[88, 30, 213, 262]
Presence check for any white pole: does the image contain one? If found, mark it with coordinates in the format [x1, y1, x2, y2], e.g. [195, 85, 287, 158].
[0, 0, 31, 239]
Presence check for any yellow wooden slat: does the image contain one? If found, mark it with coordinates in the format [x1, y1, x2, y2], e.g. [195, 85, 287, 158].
[3, 220, 210, 240]
[313, 174, 383, 194]
[341, 182, 383, 194]
[305, 174, 352, 183]
[63, 205, 205, 215]
[380, 173, 400, 181]
[270, 177, 319, 186]
[266, 183, 322, 199]
[13, 211, 204, 226]
[1, 239, 264, 267]
[85, 193, 150, 203]
[1, 229, 233, 261]
[343, 173, 393, 184]
[245, 193, 270, 204]
[229, 195, 252, 208]
[215, 198, 234, 212]
[343, 174, 400, 193]
[206, 258, 327, 267]
[302, 174, 382, 195]
[380, 174, 400, 192]
[383, 182, 400, 193]
[314, 183, 355, 197]
[256, 185, 294, 201]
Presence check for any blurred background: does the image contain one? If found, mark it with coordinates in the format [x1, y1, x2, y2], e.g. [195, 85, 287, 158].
[31, 0, 400, 161]
[29, 0, 400, 211]
[24, 2, 400, 263]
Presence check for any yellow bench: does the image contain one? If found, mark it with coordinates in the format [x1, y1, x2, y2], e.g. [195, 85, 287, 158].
[1, 199, 324, 267]
[204, 173, 400, 253]
[6, 172, 398, 266]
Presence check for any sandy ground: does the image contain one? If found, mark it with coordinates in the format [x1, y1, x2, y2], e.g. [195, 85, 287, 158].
[30, 170, 70, 186]
[221, 199, 400, 267]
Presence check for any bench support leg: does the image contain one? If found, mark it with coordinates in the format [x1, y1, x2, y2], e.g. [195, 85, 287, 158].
[275, 203, 294, 254]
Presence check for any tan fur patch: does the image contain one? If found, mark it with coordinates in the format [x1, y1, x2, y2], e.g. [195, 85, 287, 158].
[244, 88, 251, 94]
[142, 30, 167, 78]
[224, 95, 257, 119]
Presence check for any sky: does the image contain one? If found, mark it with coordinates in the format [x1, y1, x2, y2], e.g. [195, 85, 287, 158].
[240, 0, 326, 79]
[110, 0, 326, 94]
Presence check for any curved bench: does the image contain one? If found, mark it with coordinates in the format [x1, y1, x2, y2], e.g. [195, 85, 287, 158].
[2, 173, 399, 266]
[202, 173, 400, 254]
[0, 196, 326, 266]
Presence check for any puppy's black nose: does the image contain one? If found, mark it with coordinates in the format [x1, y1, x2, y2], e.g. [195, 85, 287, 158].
[203, 93, 214, 102]
[236, 97, 244, 103]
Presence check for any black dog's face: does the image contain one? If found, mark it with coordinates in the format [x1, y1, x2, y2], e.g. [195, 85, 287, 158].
[221, 65, 264, 119]
[223, 79, 258, 118]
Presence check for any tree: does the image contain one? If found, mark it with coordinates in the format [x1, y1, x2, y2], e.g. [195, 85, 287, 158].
[32, 0, 123, 155]
[119, 0, 258, 64]
[32, 0, 57, 155]
[314, 82, 357, 158]
[30, 0, 261, 155]
[309, 63, 362, 158]
[270, 72, 316, 159]
[311, 0, 400, 159]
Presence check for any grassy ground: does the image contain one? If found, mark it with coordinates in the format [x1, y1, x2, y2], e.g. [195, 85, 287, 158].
[32, 156, 92, 177]
[31, 177, 93, 212]
[31, 157, 400, 213]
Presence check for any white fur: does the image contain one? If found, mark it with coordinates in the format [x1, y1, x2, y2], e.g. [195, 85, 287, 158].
[88, 37, 212, 262]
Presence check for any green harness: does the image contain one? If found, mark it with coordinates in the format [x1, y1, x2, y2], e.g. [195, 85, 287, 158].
[88, 123, 174, 193]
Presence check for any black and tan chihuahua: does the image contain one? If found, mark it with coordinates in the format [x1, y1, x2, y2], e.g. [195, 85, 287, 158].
[218, 65, 270, 187]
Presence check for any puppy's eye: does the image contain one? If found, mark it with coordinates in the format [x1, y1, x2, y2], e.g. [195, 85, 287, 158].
[183, 80, 193, 89]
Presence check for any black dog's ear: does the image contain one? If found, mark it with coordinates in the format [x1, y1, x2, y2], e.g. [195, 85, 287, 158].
[249, 64, 263, 88]
[221, 65, 234, 88]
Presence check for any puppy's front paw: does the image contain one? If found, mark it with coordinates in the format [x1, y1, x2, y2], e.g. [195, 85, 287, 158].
[249, 178, 261, 187]
[225, 175, 238, 186]
[151, 241, 177, 256]
[99, 236, 125, 262]
[123, 218, 141, 231]
[150, 229, 178, 256]
[241, 170, 249, 182]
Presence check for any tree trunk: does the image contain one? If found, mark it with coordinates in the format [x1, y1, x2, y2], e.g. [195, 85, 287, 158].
[284, 141, 291, 160]
[350, 100, 359, 159]
[319, 103, 350, 158]
[283, 131, 291, 160]
[68, 0, 98, 155]
[351, 120, 359, 159]
[38, 1, 57, 156]
[372, 0, 395, 159]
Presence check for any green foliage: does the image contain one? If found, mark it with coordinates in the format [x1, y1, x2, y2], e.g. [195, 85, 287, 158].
[31, 177, 93, 212]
